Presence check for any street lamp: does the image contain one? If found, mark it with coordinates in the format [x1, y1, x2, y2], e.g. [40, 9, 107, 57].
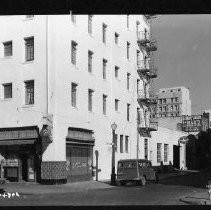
[111, 122, 117, 185]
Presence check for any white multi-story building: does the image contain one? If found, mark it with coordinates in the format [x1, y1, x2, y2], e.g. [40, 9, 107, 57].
[0, 15, 158, 183]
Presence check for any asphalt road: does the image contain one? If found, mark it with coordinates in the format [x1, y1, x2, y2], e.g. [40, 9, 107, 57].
[0, 175, 206, 206]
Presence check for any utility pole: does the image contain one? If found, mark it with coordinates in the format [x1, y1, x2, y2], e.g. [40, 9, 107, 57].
[111, 123, 117, 186]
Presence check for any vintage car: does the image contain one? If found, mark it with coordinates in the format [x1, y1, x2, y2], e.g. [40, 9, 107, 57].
[116, 159, 159, 186]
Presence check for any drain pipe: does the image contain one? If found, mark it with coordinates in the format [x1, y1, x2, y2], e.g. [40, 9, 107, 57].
[46, 15, 49, 116]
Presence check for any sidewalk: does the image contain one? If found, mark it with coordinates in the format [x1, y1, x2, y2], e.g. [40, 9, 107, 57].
[180, 191, 211, 205]
[1, 180, 115, 195]
[0, 170, 195, 196]
[158, 170, 194, 180]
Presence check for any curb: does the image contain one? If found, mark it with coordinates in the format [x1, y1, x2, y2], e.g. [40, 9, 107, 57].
[179, 198, 209, 205]
[159, 172, 192, 181]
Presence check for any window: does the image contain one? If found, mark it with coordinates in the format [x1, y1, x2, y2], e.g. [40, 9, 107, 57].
[103, 59, 107, 79]
[127, 103, 130, 121]
[127, 73, 130, 90]
[163, 98, 166, 103]
[88, 15, 93, 34]
[157, 143, 162, 163]
[71, 41, 77, 65]
[102, 23, 107, 44]
[159, 107, 162, 112]
[137, 50, 140, 65]
[71, 83, 77, 107]
[115, 66, 119, 78]
[120, 135, 123, 153]
[175, 97, 178, 102]
[159, 99, 162, 104]
[127, 42, 130, 60]
[163, 106, 167, 112]
[25, 80, 34, 105]
[137, 107, 140, 124]
[126, 15, 129, 28]
[3, 41, 12, 57]
[3, 83, 12, 99]
[170, 105, 173, 111]
[88, 89, 93, 111]
[88, 50, 93, 73]
[115, 32, 119, 45]
[25, 37, 34, 61]
[71, 14, 76, 23]
[115, 99, 119, 111]
[137, 79, 140, 93]
[125, 136, 129, 153]
[144, 139, 148, 160]
[103, 94, 107, 115]
[164, 144, 168, 162]
[171, 98, 173, 103]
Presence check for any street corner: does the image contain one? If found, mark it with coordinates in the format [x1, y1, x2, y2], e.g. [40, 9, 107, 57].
[179, 195, 211, 205]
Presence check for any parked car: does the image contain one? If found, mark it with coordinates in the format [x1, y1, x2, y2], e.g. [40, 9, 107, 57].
[116, 159, 159, 186]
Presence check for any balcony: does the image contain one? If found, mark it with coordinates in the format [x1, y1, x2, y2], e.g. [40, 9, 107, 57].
[137, 31, 157, 52]
[137, 60, 158, 78]
[137, 89, 157, 106]
[138, 117, 158, 133]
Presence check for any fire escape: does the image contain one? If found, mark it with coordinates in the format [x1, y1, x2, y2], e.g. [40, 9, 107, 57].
[137, 15, 158, 137]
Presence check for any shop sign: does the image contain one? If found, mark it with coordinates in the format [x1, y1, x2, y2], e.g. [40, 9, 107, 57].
[182, 115, 202, 132]
[1, 159, 19, 167]
[182, 114, 209, 132]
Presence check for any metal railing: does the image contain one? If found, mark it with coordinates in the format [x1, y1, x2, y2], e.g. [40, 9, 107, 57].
[146, 38, 157, 52]
[137, 60, 152, 71]
[137, 30, 158, 52]
[137, 89, 158, 103]
[137, 31, 150, 43]
[137, 114, 158, 131]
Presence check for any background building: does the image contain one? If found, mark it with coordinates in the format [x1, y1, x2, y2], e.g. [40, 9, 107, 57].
[151, 86, 191, 118]
[0, 15, 158, 183]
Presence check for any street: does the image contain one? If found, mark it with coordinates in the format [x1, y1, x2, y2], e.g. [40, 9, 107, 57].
[0, 172, 209, 206]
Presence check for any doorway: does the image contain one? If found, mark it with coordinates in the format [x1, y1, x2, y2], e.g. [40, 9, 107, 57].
[20, 154, 28, 181]
[173, 145, 180, 169]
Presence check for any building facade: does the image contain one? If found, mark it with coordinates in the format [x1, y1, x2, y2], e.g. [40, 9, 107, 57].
[0, 15, 158, 183]
[150, 126, 187, 170]
[151, 86, 191, 118]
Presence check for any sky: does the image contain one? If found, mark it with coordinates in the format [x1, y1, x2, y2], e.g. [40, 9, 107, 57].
[151, 15, 211, 115]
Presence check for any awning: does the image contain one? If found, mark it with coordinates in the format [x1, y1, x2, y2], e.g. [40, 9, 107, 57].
[0, 139, 36, 145]
[66, 138, 95, 146]
[0, 126, 39, 146]
[66, 127, 95, 146]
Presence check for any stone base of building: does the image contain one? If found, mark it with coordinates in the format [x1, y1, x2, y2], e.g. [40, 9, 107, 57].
[40, 161, 67, 184]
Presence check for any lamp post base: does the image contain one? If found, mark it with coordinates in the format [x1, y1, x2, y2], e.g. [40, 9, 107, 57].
[110, 173, 116, 186]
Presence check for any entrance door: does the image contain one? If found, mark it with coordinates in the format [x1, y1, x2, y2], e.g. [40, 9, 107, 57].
[173, 145, 180, 169]
[20, 154, 28, 181]
[66, 145, 93, 182]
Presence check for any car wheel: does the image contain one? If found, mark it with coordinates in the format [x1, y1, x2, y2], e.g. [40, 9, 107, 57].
[120, 181, 126, 186]
[140, 176, 146, 186]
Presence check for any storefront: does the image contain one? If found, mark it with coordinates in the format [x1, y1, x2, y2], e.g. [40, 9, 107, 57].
[0, 126, 40, 182]
[66, 127, 95, 182]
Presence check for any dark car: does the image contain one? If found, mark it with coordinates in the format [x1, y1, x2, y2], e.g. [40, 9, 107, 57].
[116, 159, 158, 186]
